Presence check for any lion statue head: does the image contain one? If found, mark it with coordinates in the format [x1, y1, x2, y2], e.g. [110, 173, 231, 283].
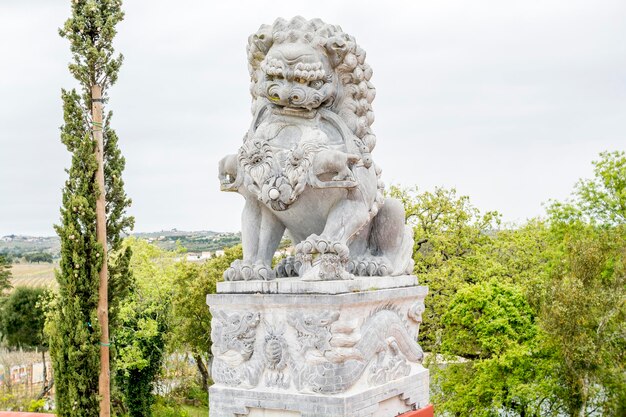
[246, 16, 377, 155]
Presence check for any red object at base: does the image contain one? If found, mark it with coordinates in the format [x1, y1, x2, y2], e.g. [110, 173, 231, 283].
[397, 404, 434, 417]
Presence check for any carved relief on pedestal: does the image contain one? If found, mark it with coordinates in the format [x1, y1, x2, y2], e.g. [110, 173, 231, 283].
[408, 299, 425, 340]
[288, 310, 340, 354]
[263, 322, 290, 388]
[210, 310, 263, 388]
[210, 302, 425, 394]
[285, 305, 424, 394]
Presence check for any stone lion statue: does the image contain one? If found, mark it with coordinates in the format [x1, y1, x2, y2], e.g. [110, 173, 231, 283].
[218, 16, 414, 281]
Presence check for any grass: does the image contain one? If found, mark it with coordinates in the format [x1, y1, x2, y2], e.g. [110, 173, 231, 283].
[9, 262, 57, 289]
[182, 405, 209, 417]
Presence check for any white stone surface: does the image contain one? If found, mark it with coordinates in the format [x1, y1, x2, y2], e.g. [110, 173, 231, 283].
[218, 16, 415, 282]
[207, 284, 428, 417]
[242, 409, 302, 417]
[216, 275, 418, 294]
[210, 370, 429, 417]
[209, 16, 430, 417]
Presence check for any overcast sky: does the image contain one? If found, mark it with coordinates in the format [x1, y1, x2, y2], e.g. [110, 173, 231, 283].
[1, 0, 625, 236]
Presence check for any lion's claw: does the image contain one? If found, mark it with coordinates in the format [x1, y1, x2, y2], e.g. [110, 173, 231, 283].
[275, 256, 300, 278]
[224, 259, 275, 281]
[346, 256, 391, 277]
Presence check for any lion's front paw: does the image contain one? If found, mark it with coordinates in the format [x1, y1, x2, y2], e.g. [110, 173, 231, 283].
[294, 235, 351, 281]
[347, 256, 391, 276]
[275, 256, 300, 278]
[224, 260, 275, 281]
[296, 235, 349, 257]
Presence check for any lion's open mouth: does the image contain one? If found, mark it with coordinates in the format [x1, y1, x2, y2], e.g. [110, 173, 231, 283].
[273, 105, 317, 119]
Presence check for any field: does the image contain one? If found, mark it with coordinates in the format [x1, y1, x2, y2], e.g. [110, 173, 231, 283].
[9, 262, 57, 289]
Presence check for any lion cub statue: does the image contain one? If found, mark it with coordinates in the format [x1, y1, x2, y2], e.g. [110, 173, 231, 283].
[219, 17, 414, 281]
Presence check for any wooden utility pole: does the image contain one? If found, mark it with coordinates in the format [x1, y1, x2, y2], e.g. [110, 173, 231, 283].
[92, 84, 111, 417]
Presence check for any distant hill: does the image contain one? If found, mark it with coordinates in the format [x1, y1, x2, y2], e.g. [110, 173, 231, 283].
[0, 235, 61, 259]
[0, 230, 242, 259]
[132, 230, 241, 253]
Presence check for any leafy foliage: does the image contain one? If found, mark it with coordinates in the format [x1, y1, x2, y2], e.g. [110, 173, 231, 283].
[441, 280, 536, 360]
[23, 252, 54, 263]
[0, 287, 47, 350]
[390, 186, 502, 351]
[435, 339, 558, 417]
[435, 281, 557, 416]
[540, 227, 626, 416]
[58, 0, 124, 105]
[410, 151, 625, 417]
[574, 150, 626, 225]
[113, 238, 175, 417]
[0, 254, 11, 293]
[171, 245, 242, 391]
[49, 1, 133, 416]
[540, 151, 626, 416]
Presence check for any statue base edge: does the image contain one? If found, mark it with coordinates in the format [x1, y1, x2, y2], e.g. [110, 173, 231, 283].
[216, 275, 418, 294]
[208, 369, 429, 417]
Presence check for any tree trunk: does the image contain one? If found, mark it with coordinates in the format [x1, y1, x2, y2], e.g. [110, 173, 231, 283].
[578, 376, 588, 417]
[93, 84, 111, 417]
[41, 349, 47, 389]
[194, 353, 210, 392]
[37, 351, 53, 401]
[37, 376, 54, 400]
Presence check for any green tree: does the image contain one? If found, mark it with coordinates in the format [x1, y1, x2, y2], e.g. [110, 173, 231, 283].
[114, 238, 175, 417]
[431, 152, 625, 417]
[24, 252, 54, 263]
[441, 280, 536, 360]
[0, 254, 11, 293]
[0, 287, 47, 350]
[171, 245, 243, 392]
[540, 229, 625, 416]
[390, 186, 501, 351]
[0, 287, 54, 399]
[574, 150, 626, 225]
[434, 280, 560, 417]
[49, 1, 133, 416]
[392, 187, 558, 416]
[394, 153, 624, 417]
[541, 151, 626, 416]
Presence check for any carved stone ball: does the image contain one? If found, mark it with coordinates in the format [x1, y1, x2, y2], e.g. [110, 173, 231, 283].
[268, 188, 280, 200]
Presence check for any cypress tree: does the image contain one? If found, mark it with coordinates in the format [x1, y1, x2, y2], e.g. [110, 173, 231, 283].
[50, 1, 133, 416]
[0, 254, 11, 293]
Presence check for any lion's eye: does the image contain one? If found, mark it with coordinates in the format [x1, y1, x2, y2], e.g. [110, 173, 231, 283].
[295, 77, 308, 84]
[309, 80, 324, 89]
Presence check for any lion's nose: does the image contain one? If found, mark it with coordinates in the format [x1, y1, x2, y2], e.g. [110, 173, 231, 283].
[266, 85, 290, 105]
[288, 87, 306, 105]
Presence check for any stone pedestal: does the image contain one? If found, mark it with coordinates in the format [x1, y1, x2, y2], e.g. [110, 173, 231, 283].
[206, 277, 429, 417]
